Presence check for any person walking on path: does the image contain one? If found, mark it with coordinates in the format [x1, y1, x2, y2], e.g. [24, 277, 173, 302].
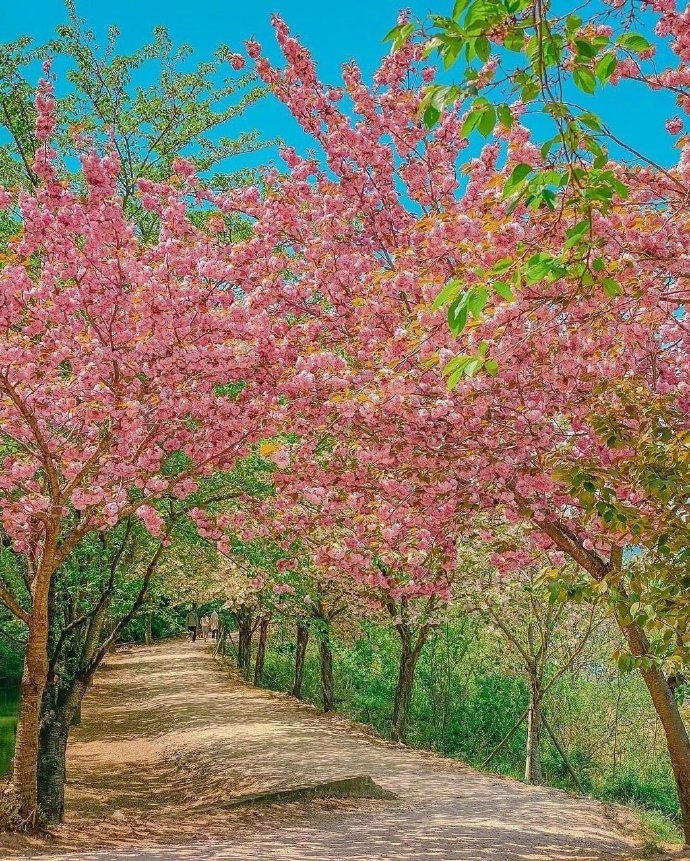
[201, 614, 211, 642]
[186, 609, 198, 642]
[210, 610, 220, 641]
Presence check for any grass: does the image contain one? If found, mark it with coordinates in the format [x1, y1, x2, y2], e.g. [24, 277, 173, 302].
[0, 690, 19, 777]
[638, 808, 684, 847]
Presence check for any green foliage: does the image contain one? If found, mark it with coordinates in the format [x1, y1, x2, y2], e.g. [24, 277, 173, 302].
[0, 635, 23, 684]
[117, 604, 186, 644]
[0, 685, 19, 777]
[257, 615, 681, 837]
[400, 1, 668, 371]
[638, 809, 684, 845]
[602, 769, 681, 820]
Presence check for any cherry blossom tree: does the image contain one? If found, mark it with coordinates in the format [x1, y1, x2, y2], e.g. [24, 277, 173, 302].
[0, 73, 288, 821]
[456, 525, 607, 785]
[229, 436, 459, 738]
[234, 16, 690, 837]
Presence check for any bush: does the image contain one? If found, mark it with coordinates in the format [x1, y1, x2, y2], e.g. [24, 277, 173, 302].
[601, 769, 681, 820]
[0, 636, 24, 685]
[0, 687, 19, 777]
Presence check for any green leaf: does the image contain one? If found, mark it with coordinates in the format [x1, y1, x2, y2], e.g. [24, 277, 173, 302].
[565, 15, 582, 36]
[443, 354, 474, 387]
[446, 366, 466, 389]
[579, 111, 604, 132]
[520, 81, 540, 101]
[542, 33, 564, 67]
[539, 169, 568, 187]
[573, 67, 596, 94]
[430, 84, 458, 111]
[617, 652, 635, 673]
[442, 354, 467, 377]
[464, 357, 483, 376]
[484, 358, 499, 376]
[602, 277, 623, 298]
[432, 278, 462, 310]
[544, 101, 570, 119]
[563, 217, 590, 249]
[618, 33, 652, 53]
[497, 104, 513, 129]
[595, 52, 617, 83]
[491, 258, 513, 274]
[540, 137, 556, 159]
[503, 28, 525, 52]
[477, 103, 496, 136]
[475, 36, 491, 62]
[452, 0, 471, 19]
[383, 22, 415, 50]
[492, 280, 515, 301]
[524, 254, 557, 284]
[503, 162, 533, 198]
[423, 104, 441, 128]
[574, 39, 596, 59]
[468, 284, 488, 317]
[383, 23, 405, 44]
[461, 109, 483, 137]
[540, 189, 556, 210]
[447, 293, 470, 335]
[609, 176, 629, 198]
[442, 38, 465, 69]
[421, 36, 444, 59]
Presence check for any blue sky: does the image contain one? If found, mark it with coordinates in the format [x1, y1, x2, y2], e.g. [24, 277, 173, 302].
[2, 0, 679, 170]
[3, 0, 431, 168]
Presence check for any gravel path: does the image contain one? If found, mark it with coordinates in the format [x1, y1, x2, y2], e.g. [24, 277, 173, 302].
[7, 639, 641, 860]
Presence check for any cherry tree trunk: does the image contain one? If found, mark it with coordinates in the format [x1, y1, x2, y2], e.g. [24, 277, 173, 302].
[292, 623, 309, 699]
[36, 715, 68, 825]
[319, 631, 335, 713]
[37, 679, 86, 825]
[12, 564, 53, 822]
[524, 682, 543, 785]
[253, 618, 269, 687]
[391, 645, 420, 744]
[237, 619, 253, 680]
[624, 622, 690, 844]
[144, 612, 153, 646]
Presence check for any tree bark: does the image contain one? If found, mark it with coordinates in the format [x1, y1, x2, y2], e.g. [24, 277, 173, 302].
[391, 643, 421, 744]
[524, 680, 543, 784]
[253, 617, 269, 687]
[144, 612, 153, 646]
[391, 615, 430, 745]
[36, 714, 68, 825]
[12, 566, 53, 822]
[37, 677, 87, 825]
[530, 518, 690, 841]
[292, 622, 309, 700]
[236, 613, 253, 680]
[318, 630, 335, 713]
[624, 621, 690, 844]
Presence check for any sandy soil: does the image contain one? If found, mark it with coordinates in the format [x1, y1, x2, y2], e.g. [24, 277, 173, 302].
[0, 638, 678, 860]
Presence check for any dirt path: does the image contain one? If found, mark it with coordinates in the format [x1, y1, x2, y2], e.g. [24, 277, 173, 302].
[2, 639, 650, 859]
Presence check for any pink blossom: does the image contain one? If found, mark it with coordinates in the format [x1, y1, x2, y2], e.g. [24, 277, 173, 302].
[245, 39, 261, 59]
[666, 116, 683, 134]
